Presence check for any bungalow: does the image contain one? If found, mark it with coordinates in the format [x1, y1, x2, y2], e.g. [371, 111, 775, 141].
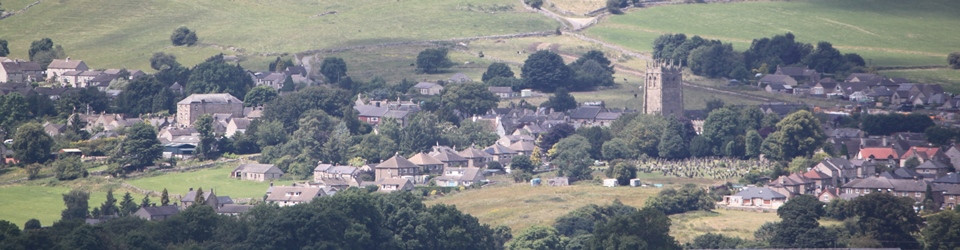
[133, 205, 180, 221]
[488, 86, 515, 98]
[217, 204, 254, 216]
[774, 66, 820, 84]
[722, 186, 787, 209]
[265, 186, 325, 207]
[313, 163, 361, 188]
[449, 73, 471, 83]
[231, 163, 284, 182]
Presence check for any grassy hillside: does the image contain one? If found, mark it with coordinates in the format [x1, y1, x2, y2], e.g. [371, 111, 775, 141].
[0, 0, 555, 71]
[587, 0, 960, 67]
[126, 162, 288, 200]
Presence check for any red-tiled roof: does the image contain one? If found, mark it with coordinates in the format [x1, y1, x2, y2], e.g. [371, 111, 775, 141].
[803, 169, 832, 179]
[858, 147, 899, 159]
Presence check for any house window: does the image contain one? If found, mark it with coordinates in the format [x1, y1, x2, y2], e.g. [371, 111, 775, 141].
[855, 189, 860, 194]
[864, 189, 870, 194]
[915, 192, 921, 197]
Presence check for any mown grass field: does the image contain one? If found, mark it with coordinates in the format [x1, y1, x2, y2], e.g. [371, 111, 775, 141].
[0, 185, 108, 229]
[126, 162, 291, 200]
[587, 0, 960, 67]
[0, 0, 555, 71]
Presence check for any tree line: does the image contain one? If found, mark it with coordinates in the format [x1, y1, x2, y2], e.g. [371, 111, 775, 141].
[653, 33, 868, 80]
[0, 189, 508, 250]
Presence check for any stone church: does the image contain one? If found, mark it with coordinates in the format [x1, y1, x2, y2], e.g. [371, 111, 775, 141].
[642, 60, 684, 117]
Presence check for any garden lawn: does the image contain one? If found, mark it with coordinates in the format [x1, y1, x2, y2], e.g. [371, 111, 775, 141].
[126, 162, 280, 200]
[588, 0, 960, 67]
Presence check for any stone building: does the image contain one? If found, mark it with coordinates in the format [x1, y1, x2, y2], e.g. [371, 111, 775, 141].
[642, 61, 683, 117]
[176, 93, 243, 126]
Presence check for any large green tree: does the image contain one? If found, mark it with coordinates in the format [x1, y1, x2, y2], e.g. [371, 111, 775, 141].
[802, 41, 844, 74]
[761, 110, 826, 162]
[482, 62, 515, 82]
[61, 190, 90, 220]
[521, 50, 573, 92]
[115, 76, 175, 115]
[658, 117, 689, 159]
[950, 52, 960, 69]
[551, 135, 593, 181]
[922, 210, 960, 250]
[400, 112, 441, 154]
[186, 54, 255, 99]
[507, 226, 567, 250]
[770, 195, 835, 248]
[0, 39, 9, 57]
[243, 85, 278, 107]
[320, 57, 348, 84]
[416, 48, 453, 74]
[541, 88, 577, 113]
[150, 52, 181, 71]
[687, 43, 744, 78]
[348, 133, 397, 163]
[170, 26, 198, 46]
[850, 193, 921, 249]
[1, 93, 30, 131]
[194, 114, 219, 161]
[11, 122, 54, 164]
[441, 82, 498, 117]
[114, 123, 162, 172]
[28, 38, 65, 70]
[587, 207, 680, 250]
[54, 157, 87, 181]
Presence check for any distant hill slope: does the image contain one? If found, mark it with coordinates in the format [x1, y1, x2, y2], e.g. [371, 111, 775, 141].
[587, 0, 960, 67]
[0, 0, 555, 71]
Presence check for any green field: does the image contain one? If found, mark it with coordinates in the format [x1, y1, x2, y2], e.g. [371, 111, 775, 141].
[0, 186, 108, 229]
[0, 0, 555, 71]
[126, 162, 290, 200]
[588, 0, 960, 67]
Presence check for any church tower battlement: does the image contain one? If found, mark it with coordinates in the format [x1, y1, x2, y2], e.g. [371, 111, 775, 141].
[642, 60, 683, 117]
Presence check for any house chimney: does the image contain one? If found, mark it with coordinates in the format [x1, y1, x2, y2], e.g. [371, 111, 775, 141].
[65, 57, 70, 62]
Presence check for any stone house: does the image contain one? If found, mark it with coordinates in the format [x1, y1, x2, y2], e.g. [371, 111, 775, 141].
[407, 152, 444, 175]
[225, 118, 251, 138]
[483, 143, 516, 166]
[842, 175, 932, 203]
[430, 146, 468, 168]
[46, 58, 89, 83]
[265, 186, 325, 207]
[230, 163, 284, 182]
[176, 93, 243, 126]
[488, 86, 515, 98]
[374, 155, 421, 182]
[767, 173, 814, 198]
[0, 61, 43, 83]
[459, 145, 493, 168]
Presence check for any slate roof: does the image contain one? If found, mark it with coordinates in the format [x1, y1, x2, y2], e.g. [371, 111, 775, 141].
[355, 105, 388, 117]
[509, 140, 536, 152]
[488, 86, 513, 93]
[449, 73, 471, 83]
[484, 143, 516, 155]
[47, 59, 87, 69]
[413, 82, 440, 89]
[217, 204, 254, 214]
[933, 173, 960, 184]
[915, 160, 949, 170]
[182, 189, 216, 203]
[759, 74, 794, 84]
[844, 175, 929, 192]
[882, 168, 923, 180]
[595, 112, 622, 120]
[408, 152, 444, 165]
[734, 186, 786, 200]
[265, 186, 325, 203]
[459, 146, 492, 159]
[177, 93, 242, 105]
[569, 106, 602, 120]
[377, 155, 419, 169]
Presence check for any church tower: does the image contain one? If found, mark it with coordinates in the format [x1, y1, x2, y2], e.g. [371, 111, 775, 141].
[642, 60, 683, 117]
